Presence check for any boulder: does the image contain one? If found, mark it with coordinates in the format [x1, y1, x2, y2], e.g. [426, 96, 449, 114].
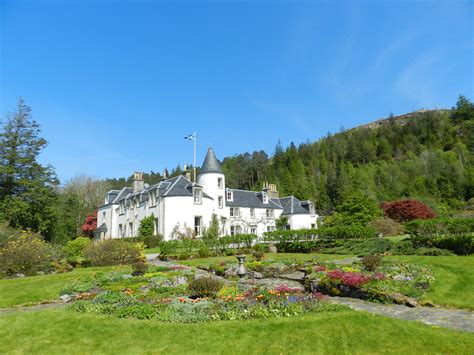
[59, 294, 73, 303]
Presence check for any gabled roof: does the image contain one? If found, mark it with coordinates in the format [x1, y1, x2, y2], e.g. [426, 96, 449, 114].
[226, 189, 282, 209]
[199, 147, 223, 175]
[274, 196, 312, 215]
[100, 175, 212, 207]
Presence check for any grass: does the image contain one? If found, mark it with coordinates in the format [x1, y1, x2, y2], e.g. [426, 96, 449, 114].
[388, 255, 474, 310]
[0, 308, 473, 354]
[145, 247, 160, 254]
[0, 265, 128, 308]
[177, 253, 353, 267]
[383, 234, 409, 242]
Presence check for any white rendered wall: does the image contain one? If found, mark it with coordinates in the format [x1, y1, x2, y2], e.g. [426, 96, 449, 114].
[287, 213, 318, 230]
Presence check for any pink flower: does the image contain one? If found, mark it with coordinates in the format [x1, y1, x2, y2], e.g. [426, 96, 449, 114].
[314, 265, 326, 272]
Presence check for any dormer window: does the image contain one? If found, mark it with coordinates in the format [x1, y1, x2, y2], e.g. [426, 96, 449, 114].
[217, 178, 223, 189]
[262, 191, 268, 204]
[193, 187, 202, 204]
[226, 190, 233, 201]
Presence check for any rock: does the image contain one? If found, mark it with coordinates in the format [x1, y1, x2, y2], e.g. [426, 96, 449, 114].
[268, 243, 277, 253]
[224, 268, 238, 277]
[15, 273, 25, 278]
[309, 278, 321, 292]
[239, 278, 305, 292]
[388, 293, 419, 307]
[332, 257, 361, 265]
[36, 271, 45, 276]
[250, 271, 263, 279]
[121, 274, 133, 279]
[280, 271, 305, 283]
[59, 294, 73, 303]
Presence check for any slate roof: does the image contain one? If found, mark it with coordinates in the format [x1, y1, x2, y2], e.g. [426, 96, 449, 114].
[99, 175, 212, 207]
[226, 189, 282, 209]
[273, 196, 312, 215]
[199, 147, 223, 175]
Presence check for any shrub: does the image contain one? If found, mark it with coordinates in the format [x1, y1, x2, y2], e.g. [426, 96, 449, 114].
[159, 240, 179, 259]
[121, 234, 163, 249]
[0, 232, 62, 277]
[390, 240, 416, 255]
[433, 236, 473, 256]
[188, 277, 223, 298]
[368, 217, 405, 237]
[131, 260, 148, 276]
[381, 200, 436, 222]
[84, 239, 144, 266]
[142, 234, 163, 248]
[415, 247, 454, 256]
[361, 254, 382, 271]
[65, 237, 91, 259]
[137, 215, 155, 238]
[0, 222, 21, 248]
[197, 244, 211, 258]
[253, 250, 264, 261]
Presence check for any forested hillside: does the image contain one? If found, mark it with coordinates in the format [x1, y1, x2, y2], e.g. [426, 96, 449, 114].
[221, 96, 474, 213]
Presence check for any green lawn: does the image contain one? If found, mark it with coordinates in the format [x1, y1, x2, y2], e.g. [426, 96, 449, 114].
[388, 255, 474, 310]
[145, 247, 160, 254]
[0, 266, 128, 308]
[0, 308, 473, 354]
[177, 253, 353, 267]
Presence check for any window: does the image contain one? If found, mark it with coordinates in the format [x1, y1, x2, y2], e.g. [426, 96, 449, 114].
[218, 196, 223, 208]
[119, 202, 125, 214]
[230, 225, 242, 236]
[250, 226, 257, 235]
[311, 223, 316, 229]
[217, 178, 223, 189]
[262, 191, 268, 204]
[102, 211, 106, 221]
[193, 187, 202, 204]
[267, 226, 275, 232]
[230, 207, 240, 217]
[129, 222, 133, 237]
[310, 204, 316, 216]
[149, 191, 157, 208]
[266, 209, 274, 218]
[194, 216, 202, 236]
[136, 198, 140, 208]
[130, 199, 134, 210]
[226, 190, 233, 201]
[118, 224, 123, 238]
[250, 208, 255, 218]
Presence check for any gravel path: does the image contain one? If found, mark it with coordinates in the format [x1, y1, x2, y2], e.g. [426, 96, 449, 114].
[328, 296, 474, 333]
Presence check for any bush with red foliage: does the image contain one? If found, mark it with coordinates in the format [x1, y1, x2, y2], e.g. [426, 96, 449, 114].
[81, 210, 97, 237]
[380, 200, 436, 222]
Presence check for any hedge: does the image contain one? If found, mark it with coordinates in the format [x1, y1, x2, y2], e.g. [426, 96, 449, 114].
[263, 226, 377, 243]
[405, 218, 474, 255]
[405, 218, 474, 238]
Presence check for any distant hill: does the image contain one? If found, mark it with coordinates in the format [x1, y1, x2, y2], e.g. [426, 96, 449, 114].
[221, 97, 473, 213]
[357, 109, 451, 130]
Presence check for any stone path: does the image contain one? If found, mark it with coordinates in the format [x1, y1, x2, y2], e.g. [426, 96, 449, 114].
[0, 302, 66, 315]
[328, 296, 474, 333]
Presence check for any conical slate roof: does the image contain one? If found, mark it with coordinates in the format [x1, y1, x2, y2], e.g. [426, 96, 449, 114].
[199, 147, 223, 174]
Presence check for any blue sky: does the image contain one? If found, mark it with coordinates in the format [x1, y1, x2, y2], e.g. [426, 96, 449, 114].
[0, 0, 472, 183]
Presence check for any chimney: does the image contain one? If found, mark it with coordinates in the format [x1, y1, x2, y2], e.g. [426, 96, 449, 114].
[162, 169, 168, 179]
[263, 181, 279, 199]
[133, 172, 144, 192]
[183, 163, 191, 181]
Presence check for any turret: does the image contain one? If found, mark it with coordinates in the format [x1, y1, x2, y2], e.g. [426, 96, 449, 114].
[198, 147, 225, 211]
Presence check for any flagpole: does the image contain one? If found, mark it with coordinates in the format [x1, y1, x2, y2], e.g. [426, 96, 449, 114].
[193, 132, 196, 182]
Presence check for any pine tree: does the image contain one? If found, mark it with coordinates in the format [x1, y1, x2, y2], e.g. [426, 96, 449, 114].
[0, 98, 59, 240]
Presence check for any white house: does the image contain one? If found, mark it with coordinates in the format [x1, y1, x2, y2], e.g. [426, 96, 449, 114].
[96, 147, 318, 240]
